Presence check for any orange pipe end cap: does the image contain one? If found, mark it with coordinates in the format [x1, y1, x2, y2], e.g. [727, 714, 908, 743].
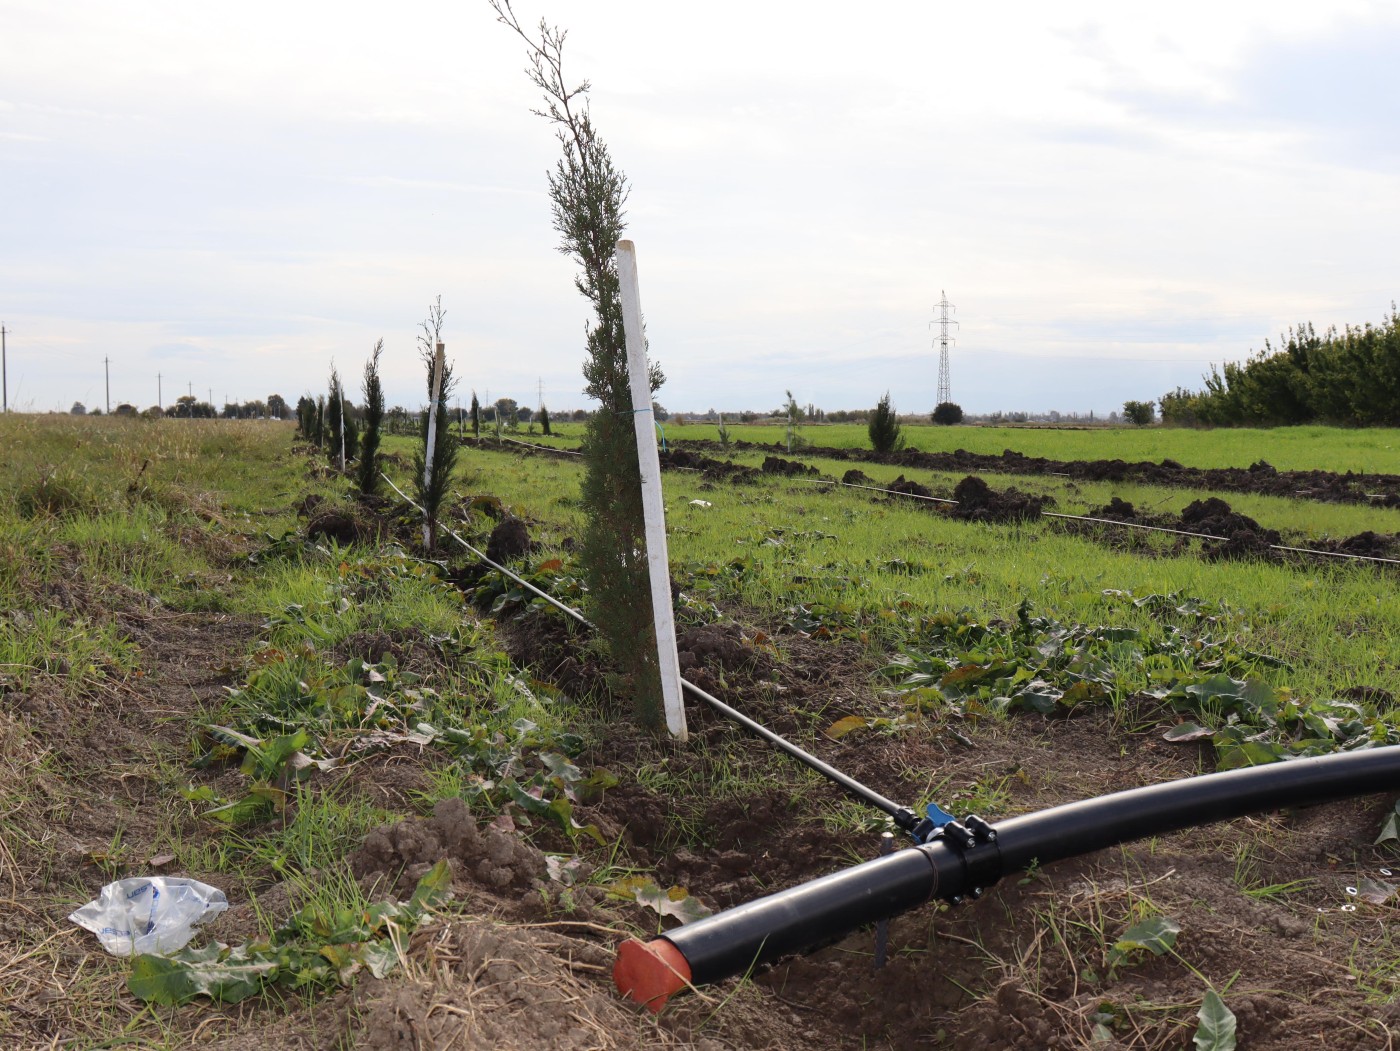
[613, 938, 691, 1012]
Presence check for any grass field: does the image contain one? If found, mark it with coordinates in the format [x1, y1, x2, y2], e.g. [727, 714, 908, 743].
[515, 420, 1400, 474]
[429, 438, 1400, 705]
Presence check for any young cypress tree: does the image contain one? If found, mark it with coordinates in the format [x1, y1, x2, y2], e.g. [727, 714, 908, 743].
[357, 339, 385, 495]
[296, 396, 316, 442]
[868, 391, 904, 453]
[783, 389, 806, 453]
[495, 1, 666, 729]
[539, 405, 551, 436]
[411, 298, 458, 552]
[470, 391, 481, 439]
[326, 366, 359, 472]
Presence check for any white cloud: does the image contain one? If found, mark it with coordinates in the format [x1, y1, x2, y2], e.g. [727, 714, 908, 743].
[2, 0, 1399, 415]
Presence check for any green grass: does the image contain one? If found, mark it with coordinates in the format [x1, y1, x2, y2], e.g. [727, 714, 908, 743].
[450, 441, 1400, 708]
[475, 415, 1400, 474]
[663, 444, 1400, 541]
[606, 420, 1400, 474]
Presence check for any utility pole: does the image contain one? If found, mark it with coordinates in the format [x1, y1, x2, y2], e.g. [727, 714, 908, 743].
[538, 376, 544, 412]
[2, 325, 7, 413]
[931, 290, 958, 407]
[158, 372, 162, 410]
[104, 356, 111, 414]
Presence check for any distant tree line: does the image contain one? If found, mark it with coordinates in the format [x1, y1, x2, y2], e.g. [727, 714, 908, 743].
[70, 394, 289, 419]
[1159, 307, 1400, 427]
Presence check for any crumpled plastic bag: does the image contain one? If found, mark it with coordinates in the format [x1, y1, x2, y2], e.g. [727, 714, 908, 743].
[69, 877, 228, 957]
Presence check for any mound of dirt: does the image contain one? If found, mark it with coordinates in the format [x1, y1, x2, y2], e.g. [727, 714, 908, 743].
[762, 455, 821, 478]
[1312, 530, 1398, 559]
[1177, 497, 1281, 560]
[659, 448, 756, 483]
[305, 508, 366, 545]
[885, 474, 934, 499]
[660, 448, 702, 470]
[676, 623, 776, 699]
[841, 469, 872, 485]
[486, 516, 532, 563]
[1090, 496, 1139, 521]
[351, 797, 549, 904]
[950, 475, 1050, 523]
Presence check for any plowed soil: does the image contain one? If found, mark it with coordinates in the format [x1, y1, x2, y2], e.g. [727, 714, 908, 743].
[679, 438, 1400, 508]
[659, 447, 1400, 568]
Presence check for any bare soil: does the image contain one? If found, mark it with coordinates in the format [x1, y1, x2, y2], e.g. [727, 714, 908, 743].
[692, 438, 1400, 508]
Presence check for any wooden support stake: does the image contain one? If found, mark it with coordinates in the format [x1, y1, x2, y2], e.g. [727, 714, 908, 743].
[616, 240, 687, 741]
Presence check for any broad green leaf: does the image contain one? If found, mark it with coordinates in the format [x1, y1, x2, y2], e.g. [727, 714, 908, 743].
[203, 783, 286, 824]
[504, 779, 552, 816]
[825, 715, 870, 740]
[1216, 740, 1287, 770]
[1193, 989, 1237, 1051]
[319, 943, 363, 983]
[606, 877, 713, 925]
[128, 945, 279, 1005]
[1163, 722, 1213, 742]
[360, 940, 402, 979]
[407, 859, 452, 912]
[1107, 915, 1180, 974]
[1059, 681, 1109, 708]
[127, 952, 204, 1005]
[1113, 915, 1179, 957]
[580, 768, 620, 798]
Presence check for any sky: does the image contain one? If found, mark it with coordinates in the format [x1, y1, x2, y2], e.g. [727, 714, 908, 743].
[4, 0, 1400, 417]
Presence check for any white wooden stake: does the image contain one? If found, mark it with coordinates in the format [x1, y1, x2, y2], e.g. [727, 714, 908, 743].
[616, 240, 687, 741]
[422, 342, 445, 549]
[338, 391, 346, 473]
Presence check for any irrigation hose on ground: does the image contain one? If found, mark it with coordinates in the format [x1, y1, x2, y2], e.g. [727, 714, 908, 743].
[613, 746, 1400, 1010]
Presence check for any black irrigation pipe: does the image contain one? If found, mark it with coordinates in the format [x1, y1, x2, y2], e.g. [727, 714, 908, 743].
[380, 473, 919, 832]
[614, 745, 1400, 1010]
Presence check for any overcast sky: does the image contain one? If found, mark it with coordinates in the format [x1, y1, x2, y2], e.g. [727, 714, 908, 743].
[4, 1, 1399, 416]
